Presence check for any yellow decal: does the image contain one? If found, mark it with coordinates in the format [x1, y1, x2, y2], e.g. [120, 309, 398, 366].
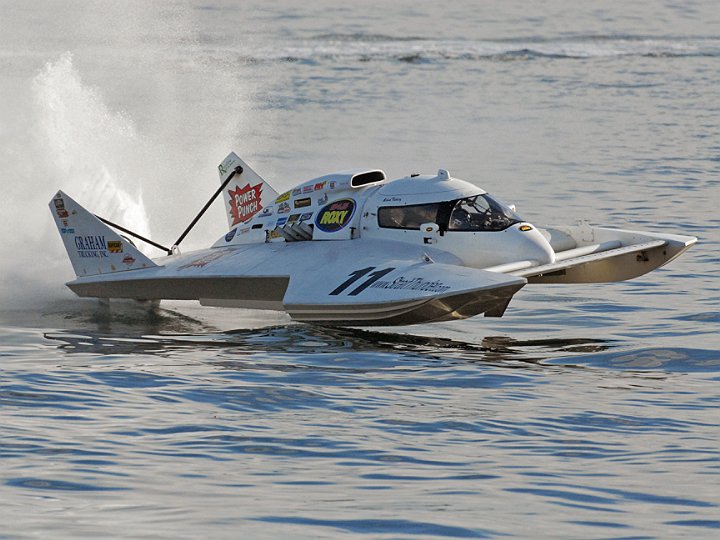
[319, 211, 348, 225]
[107, 241, 123, 253]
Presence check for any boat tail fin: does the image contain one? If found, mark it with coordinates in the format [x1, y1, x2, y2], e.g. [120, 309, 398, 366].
[218, 152, 279, 230]
[49, 191, 158, 278]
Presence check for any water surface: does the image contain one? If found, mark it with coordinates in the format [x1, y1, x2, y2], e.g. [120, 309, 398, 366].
[0, 1, 718, 538]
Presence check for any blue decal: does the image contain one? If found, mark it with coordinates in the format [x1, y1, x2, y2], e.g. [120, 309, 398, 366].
[74, 235, 108, 258]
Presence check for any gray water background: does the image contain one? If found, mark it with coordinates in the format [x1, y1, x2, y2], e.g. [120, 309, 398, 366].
[0, 1, 718, 538]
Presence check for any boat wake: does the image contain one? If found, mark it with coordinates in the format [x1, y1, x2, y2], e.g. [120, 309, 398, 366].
[239, 34, 720, 64]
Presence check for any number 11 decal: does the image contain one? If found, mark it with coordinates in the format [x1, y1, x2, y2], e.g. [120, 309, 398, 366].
[330, 266, 395, 296]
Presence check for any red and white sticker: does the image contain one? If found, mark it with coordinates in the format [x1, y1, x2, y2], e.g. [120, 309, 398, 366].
[228, 183, 263, 225]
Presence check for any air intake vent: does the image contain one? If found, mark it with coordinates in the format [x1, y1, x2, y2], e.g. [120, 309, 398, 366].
[275, 223, 313, 242]
[350, 170, 386, 188]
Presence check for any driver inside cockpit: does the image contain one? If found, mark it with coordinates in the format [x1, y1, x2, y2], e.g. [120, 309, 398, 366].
[447, 194, 522, 232]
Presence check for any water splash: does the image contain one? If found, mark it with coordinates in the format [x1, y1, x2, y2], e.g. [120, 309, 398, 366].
[0, 9, 266, 309]
[0, 54, 158, 308]
[33, 52, 152, 241]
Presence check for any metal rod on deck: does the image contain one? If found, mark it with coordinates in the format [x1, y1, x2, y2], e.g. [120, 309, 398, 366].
[94, 215, 172, 254]
[171, 165, 243, 250]
[94, 165, 243, 256]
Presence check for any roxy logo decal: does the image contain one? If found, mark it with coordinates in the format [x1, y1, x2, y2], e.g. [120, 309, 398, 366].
[228, 183, 263, 225]
[315, 199, 355, 233]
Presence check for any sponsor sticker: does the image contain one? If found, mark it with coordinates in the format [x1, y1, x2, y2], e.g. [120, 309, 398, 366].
[122, 255, 136, 265]
[317, 193, 328, 205]
[287, 213, 300, 224]
[60, 227, 75, 234]
[371, 276, 451, 293]
[292, 188, 302, 197]
[74, 235, 108, 258]
[275, 191, 290, 204]
[302, 185, 314, 194]
[294, 197, 311, 209]
[314, 181, 326, 191]
[107, 240, 123, 254]
[225, 228, 237, 242]
[519, 224, 533, 232]
[228, 182, 263, 225]
[218, 155, 236, 176]
[259, 207, 273, 217]
[383, 197, 402, 202]
[299, 212, 313, 222]
[53, 197, 69, 219]
[329, 181, 336, 189]
[277, 202, 291, 214]
[276, 217, 288, 227]
[315, 199, 356, 233]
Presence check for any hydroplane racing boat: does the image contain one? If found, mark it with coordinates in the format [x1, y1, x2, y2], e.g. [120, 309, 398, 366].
[50, 152, 696, 325]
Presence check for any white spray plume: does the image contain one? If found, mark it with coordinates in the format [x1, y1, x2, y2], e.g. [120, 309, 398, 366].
[33, 52, 152, 241]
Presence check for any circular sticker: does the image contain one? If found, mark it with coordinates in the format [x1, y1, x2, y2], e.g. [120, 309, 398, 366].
[315, 199, 356, 233]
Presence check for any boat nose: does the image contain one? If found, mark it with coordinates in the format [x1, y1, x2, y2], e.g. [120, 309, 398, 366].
[516, 223, 555, 265]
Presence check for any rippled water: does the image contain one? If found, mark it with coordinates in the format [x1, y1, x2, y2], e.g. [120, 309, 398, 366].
[1, 303, 718, 538]
[1, 1, 719, 538]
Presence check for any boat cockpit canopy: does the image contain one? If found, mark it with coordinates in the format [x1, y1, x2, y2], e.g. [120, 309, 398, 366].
[378, 194, 523, 232]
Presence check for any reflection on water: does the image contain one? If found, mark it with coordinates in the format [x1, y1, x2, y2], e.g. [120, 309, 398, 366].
[0, 291, 715, 538]
[45, 321, 612, 365]
[43, 313, 718, 375]
[0, 317, 714, 538]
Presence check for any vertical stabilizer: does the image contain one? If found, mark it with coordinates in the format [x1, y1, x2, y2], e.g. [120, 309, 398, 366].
[218, 152, 279, 230]
[49, 191, 158, 277]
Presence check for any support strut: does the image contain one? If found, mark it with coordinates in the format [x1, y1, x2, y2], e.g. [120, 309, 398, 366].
[170, 165, 243, 251]
[95, 215, 172, 254]
[95, 165, 244, 255]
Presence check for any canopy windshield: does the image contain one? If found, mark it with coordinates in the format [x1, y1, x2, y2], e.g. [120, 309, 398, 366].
[377, 193, 523, 232]
[447, 194, 523, 232]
